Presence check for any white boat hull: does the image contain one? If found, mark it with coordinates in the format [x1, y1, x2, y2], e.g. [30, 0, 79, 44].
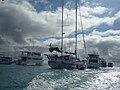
[16, 59, 43, 66]
[48, 60, 75, 69]
[16, 51, 43, 66]
[26, 60, 43, 66]
[48, 58, 86, 70]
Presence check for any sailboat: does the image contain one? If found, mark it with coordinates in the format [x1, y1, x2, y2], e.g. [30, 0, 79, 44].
[78, 1, 101, 69]
[78, 1, 113, 69]
[45, 0, 86, 70]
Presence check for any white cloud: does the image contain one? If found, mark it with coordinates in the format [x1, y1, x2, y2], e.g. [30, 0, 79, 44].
[115, 10, 120, 17]
[80, 6, 109, 16]
[91, 29, 120, 37]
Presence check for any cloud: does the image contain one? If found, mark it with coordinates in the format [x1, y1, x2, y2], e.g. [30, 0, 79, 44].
[0, 0, 118, 46]
[91, 29, 120, 37]
[0, 0, 120, 64]
[0, 1, 62, 46]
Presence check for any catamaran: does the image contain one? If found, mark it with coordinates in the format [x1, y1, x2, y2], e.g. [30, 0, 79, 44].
[45, 0, 86, 70]
[86, 54, 100, 68]
[0, 56, 13, 64]
[16, 51, 43, 66]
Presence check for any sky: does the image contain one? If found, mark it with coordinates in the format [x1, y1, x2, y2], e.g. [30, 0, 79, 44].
[0, 0, 120, 62]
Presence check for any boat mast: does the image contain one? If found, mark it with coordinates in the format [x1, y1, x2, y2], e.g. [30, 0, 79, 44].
[61, 0, 64, 56]
[75, 0, 78, 59]
[78, 0, 87, 56]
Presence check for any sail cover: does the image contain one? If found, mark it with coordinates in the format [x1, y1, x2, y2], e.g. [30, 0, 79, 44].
[49, 47, 62, 53]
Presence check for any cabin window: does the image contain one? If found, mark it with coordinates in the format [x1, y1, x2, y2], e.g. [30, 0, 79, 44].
[22, 57, 27, 61]
[51, 58, 54, 60]
[49, 55, 57, 61]
[22, 53, 28, 56]
[1, 57, 12, 61]
[2, 59, 8, 61]
[89, 59, 98, 63]
[50, 56, 56, 60]
[32, 58, 41, 60]
[64, 56, 69, 60]
[32, 53, 41, 56]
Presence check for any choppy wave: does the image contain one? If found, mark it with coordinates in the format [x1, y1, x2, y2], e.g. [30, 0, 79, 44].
[25, 67, 120, 90]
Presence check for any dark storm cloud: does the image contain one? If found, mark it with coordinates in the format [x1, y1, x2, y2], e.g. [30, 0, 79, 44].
[0, 3, 32, 44]
[0, 1, 58, 45]
[0, 4, 36, 44]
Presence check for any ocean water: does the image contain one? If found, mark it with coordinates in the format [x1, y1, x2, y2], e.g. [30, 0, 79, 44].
[0, 64, 120, 90]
